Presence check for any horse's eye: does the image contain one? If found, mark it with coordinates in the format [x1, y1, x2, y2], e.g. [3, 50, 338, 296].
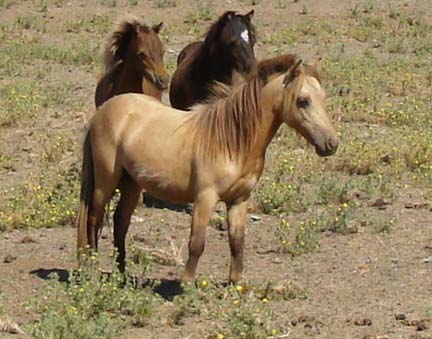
[296, 97, 310, 109]
[138, 52, 146, 59]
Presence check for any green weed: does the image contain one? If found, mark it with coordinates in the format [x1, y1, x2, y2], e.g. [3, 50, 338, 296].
[0, 165, 80, 231]
[0, 0, 16, 8]
[27, 254, 162, 338]
[172, 279, 289, 338]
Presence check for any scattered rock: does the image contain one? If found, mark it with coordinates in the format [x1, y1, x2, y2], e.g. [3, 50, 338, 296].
[423, 256, 432, 263]
[271, 257, 282, 264]
[338, 86, 351, 96]
[3, 255, 17, 264]
[370, 198, 391, 209]
[133, 234, 146, 242]
[249, 214, 261, 222]
[298, 315, 316, 323]
[0, 318, 24, 334]
[380, 154, 392, 164]
[395, 313, 406, 321]
[19, 235, 37, 244]
[405, 201, 430, 209]
[411, 320, 428, 331]
[354, 318, 372, 326]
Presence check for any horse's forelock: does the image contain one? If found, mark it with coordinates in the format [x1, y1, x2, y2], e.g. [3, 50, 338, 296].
[103, 16, 151, 71]
[203, 11, 237, 44]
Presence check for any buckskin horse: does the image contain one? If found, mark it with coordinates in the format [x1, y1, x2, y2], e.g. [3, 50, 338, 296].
[78, 54, 339, 283]
[169, 10, 256, 110]
[95, 16, 170, 108]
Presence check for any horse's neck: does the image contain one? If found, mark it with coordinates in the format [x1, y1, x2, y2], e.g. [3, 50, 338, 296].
[194, 47, 233, 83]
[142, 77, 162, 100]
[116, 60, 145, 94]
[252, 84, 283, 159]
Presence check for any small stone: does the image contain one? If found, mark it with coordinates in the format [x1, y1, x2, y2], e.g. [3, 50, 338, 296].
[3, 255, 17, 263]
[395, 313, 406, 320]
[250, 214, 261, 221]
[272, 257, 282, 264]
[412, 320, 428, 331]
[20, 235, 37, 244]
[370, 198, 391, 209]
[354, 318, 372, 326]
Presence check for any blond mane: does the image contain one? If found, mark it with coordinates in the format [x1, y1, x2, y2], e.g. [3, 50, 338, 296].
[191, 76, 263, 160]
[189, 54, 322, 161]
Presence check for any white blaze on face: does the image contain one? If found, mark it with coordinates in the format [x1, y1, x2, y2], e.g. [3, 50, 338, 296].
[240, 29, 249, 43]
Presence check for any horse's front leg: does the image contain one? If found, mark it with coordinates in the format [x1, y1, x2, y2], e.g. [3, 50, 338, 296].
[182, 191, 218, 282]
[227, 200, 249, 283]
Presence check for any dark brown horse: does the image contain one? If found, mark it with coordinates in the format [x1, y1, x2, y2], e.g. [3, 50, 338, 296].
[95, 16, 170, 108]
[169, 10, 256, 110]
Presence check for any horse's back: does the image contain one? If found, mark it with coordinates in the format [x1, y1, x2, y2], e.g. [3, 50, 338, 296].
[170, 42, 206, 110]
[93, 93, 192, 147]
[176, 41, 202, 65]
[92, 93, 197, 202]
[94, 61, 124, 108]
[94, 73, 114, 108]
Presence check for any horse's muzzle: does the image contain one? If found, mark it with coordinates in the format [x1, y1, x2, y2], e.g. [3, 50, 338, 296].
[155, 75, 170, 90]
[315, 137, 339, 157]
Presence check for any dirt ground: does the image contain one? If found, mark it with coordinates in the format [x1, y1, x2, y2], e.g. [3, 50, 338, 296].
[1, 0, 431, 338]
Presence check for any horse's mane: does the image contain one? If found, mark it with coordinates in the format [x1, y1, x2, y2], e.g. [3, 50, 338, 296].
[193, 11, 256, 63]
[191, 54, 311, 160]
[257, 54, 321, 84]
[102, 16, 150, 72]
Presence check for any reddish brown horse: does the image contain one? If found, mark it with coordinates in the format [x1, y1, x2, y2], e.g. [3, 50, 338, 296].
[169, 10, 256, 110]
[95, 16, 170, 108]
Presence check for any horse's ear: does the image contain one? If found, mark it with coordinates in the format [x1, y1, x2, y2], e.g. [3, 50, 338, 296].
[245, 9, 254, 20]
[283, 59, 303, 87]
[152, 22, 163, 33]
[312, 56, 322, 71]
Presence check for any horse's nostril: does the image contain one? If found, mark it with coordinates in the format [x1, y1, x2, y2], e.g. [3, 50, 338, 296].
[328, 137, 339, 151]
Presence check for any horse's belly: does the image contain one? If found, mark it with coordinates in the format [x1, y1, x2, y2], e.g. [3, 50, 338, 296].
[131, 165, 193, 204]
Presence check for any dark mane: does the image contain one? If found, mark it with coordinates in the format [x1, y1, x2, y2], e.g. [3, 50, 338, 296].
[103, 16, 150, 72]
[257, 54, 321, 83]
[204, 11, 256, 46]
[194, 11, 256, 63]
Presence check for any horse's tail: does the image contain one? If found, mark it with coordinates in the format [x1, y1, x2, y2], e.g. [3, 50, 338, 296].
[77, 130, 94, 255]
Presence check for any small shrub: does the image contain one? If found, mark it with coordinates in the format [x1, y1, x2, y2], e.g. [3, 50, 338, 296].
[276, 218, 320, 256]
[0, 165, 80, 231]
[27, 254, 162, 339]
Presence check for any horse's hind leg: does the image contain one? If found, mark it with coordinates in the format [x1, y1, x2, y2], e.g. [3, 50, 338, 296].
[114, 175, 142, 273]
[88, 181, 118, 250]
[88, 151, 122, 251]
[227, 200, 249, 283]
